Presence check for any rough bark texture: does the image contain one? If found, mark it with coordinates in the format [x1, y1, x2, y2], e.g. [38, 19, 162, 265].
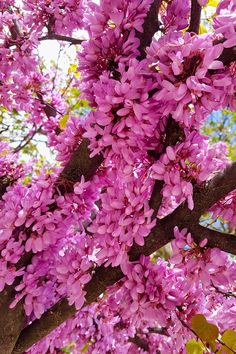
[0, 287, 24, 354]
[57, 139, 104, 193]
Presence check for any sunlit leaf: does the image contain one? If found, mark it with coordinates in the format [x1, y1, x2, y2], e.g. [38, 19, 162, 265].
[191, 314, 219, 342]
[209, 340, 217, 352]
[199, 24, 207, 34]
[207, 0, 219, 7]
[186, 339, 205, 354]
[68, 63, 77, 73]
[220, 330, 236, 353]
[59, 115, 69, 129]
[80, 342, 90, 353]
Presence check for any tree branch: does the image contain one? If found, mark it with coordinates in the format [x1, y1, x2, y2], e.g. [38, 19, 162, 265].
[36, 93, 104, 193]
[56, 139, 104, 194]
[149, 116, 185, 216]
[0, 287, 24, 354]
[13, 125, 42, 154]
[39, 34, 83, 45]
[187, 0, 201, 34]
[191, 161, 236, 221]
[129, 335, 149, 352]
[189, 224, 236, 255]
[130, 162, 236, 260]
[138, 0, 162, 60]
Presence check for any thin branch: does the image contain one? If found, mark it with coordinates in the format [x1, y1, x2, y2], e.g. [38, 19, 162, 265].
[129, 335, 149, 351]
[211, 283, 236, 299]
[61, 75, 74, 97]
[176, 312, 210, 352]
[8, 6, 21, 40]
[36, 94, 63, 117]
[0, 126, 9, 134]
[148, 327, 169, 336]
[187, 0, 202, 34]
[52, 46, 63, 91]
[217, 339, 236, 354]
[13, 126, 42, 154]
[39, 34, 83, 45]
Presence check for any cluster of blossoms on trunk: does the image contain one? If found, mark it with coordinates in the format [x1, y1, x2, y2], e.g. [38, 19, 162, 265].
[0, 0, 236, 353]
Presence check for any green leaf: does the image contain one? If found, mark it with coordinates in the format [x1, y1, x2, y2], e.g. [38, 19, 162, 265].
[186, 339, 205, 354]
[207, 0, 219, 6]
[191, 314, 219, 342]
[221, 330, 236, 353]
[199, 24, 207, 34]
[68, 63, 77, 73]
[80, 343, 90, 353]
[209, 340, 217, 352]
[59, 115, 69, 129]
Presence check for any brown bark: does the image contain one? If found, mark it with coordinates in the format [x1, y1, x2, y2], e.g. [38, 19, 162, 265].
[57, 139, 104, 194]
[187, 0, 201, 34]
[138, 0, 161, 59]
[0, 287, 24, 354]
[129, 335, 149, 351]
[39, 34, 83, 45]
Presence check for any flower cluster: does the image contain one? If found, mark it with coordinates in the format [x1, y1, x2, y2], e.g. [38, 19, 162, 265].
[214, 0, 236, 49]
[0, 142, 24, 184]
[44, 115, 84, 166]
[171, 227, 236, 289]
[147, 31, 236, 127]
[152, 131, 228, 212]
[84, 58, 161, 159]
[78, 0, 153, 103]
[160, 0, 190, 32]
[88, 177, 155, 268]
[0, 169, 98, 317]
[22, 0, 84, 36]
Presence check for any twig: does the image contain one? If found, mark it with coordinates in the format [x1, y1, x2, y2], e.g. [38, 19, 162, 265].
[39, 34, 83, 45]
[211, 283, 236, 299]
[217, 339, 236, 354]
[13, 125, 42, 154]
[129, 335, 149, 351]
